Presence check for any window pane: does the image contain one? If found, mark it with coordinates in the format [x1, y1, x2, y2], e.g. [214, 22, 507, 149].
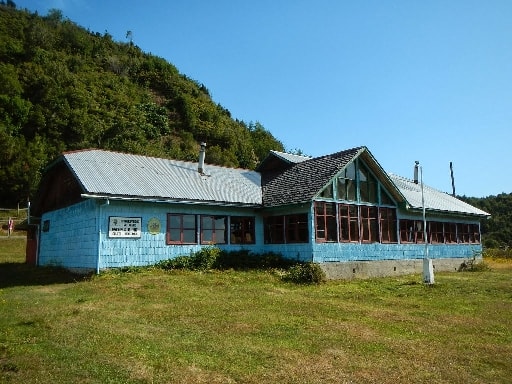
[183, 215, 195, 228]
[216, 230, 226, 244]
[320, 183, 333, 198]
[286, 214, 308, 243]
[339, 204, 359, 242]
[315, 202, 336, 242]
[169, 215, 180, 228]
[336, 177, 348, 200]
[359, 165, 378, 203]
[399, 220, 414, 243]
[215, 217, 226, 229]
[380, 208, 397, 243]
[230, 217, 255, 244]
[169, 231, 181, 242]
[183, 229, 196, 243]
[381, 189, 393, 205]
[202, 217, 213, 230]
[326, 216, 337, 242]
[337, 163, 357, 201]
[361, 206, 378, 242]
[202, 229, 213, 243]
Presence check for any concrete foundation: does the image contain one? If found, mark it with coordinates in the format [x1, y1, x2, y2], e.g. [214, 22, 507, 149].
[320, 257, 481, 280]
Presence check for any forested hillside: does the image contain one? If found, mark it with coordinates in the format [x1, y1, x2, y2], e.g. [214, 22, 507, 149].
[460, 193, 512, 248]
[0, 3, 284, 206]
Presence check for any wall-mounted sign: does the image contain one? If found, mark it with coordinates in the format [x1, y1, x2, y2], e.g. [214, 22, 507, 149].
[108, 217, 141, 238]
[147, 217, 161, 235]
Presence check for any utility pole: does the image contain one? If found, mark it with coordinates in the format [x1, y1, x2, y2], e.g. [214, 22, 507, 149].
[414, 161, 434, 285]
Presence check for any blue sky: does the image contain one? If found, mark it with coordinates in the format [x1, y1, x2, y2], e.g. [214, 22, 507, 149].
[16, 0, 512, 197]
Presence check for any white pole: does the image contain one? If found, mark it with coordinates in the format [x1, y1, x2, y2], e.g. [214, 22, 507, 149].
[418, 162, 434, 284]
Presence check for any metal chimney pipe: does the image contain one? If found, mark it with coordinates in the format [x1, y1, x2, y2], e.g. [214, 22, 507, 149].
[198, 142, 206, 174]
[450, 161, 456, 197]
[413, 161, 419, 184]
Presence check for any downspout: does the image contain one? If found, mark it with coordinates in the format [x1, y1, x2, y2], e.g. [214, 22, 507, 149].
[97, 198, 110, 274]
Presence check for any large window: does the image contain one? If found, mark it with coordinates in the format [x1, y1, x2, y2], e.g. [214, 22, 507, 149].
[315, 202, 337, 242]
[264, 216, 285, 244]
[360, 205, 379, 243]
[167, 214, 257, 245]
[359, 164, 378, 204]
[339, 204, 359, 242]
[399, 219, 414, 243]
[230, 216, 255, 244]
[399, 219, 425, 243]
[445, 223, 458, 244]
[399, 219, 480, 244]
[336, 162, 356, 201]
[201, 215, 227, 244]
[264, 214, 308, 244]
[380, 207, 397, 243]
[429, 222, 444, 244]
[167, 214, 197, 244]
[286, 214, 309, 243]
[458, 223, 480, 244]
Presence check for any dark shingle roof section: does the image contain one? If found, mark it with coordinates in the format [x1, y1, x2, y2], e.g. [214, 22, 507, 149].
[261, 147, 364, 207]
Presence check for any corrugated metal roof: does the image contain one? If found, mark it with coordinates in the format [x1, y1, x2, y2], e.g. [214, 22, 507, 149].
[63, 149, 262, 206]
[56, 148, 488, 216]
[389, 173, 489, 217]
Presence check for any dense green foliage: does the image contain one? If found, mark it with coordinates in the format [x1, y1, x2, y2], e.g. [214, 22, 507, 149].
[156, 247, 296, 272]
[0, 4, 284, 206]
[155, 247, 326, 284]
[460, 193, 512, 248]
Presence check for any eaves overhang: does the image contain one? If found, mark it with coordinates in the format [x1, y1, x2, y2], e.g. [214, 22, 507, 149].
[80, 193, 262, 208]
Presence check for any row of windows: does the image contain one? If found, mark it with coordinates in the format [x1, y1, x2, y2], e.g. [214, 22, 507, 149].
[167, 214, 255, 245]
[263, 214, 309, 244]
[314, 202, 481, 244]
[399, 220, 480, 244]
[166, 210, 481, 246]
[315, 202, 397, 243]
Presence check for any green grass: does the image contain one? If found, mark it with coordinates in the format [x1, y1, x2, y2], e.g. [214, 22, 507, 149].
[1, 237, 511, 383]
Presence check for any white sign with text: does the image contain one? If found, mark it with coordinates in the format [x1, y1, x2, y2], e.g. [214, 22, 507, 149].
[108, 217, 142, 238]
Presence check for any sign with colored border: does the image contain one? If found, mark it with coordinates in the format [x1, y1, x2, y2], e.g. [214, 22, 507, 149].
[108, 217, 141, 238]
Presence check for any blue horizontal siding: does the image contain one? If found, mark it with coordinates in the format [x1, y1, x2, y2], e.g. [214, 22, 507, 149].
[38, 199, 483, 271]
[312, 242, 482, 263]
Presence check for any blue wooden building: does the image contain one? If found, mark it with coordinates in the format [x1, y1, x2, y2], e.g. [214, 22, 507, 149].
[27, 146, 489, 278]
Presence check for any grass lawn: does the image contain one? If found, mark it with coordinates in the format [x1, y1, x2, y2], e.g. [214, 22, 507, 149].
[1, 237, 511, 383]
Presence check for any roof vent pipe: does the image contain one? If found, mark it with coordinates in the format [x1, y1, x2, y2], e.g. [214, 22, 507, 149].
[198, 142, 206, 174]
[413, 161, 419, 184]
[450, 161, 456, 197]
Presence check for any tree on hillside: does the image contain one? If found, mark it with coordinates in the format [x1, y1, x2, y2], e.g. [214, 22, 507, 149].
[0, 4, 284, 206]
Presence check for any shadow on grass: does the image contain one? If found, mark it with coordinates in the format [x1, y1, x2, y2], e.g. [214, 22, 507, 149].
[0, 262, 92, 289]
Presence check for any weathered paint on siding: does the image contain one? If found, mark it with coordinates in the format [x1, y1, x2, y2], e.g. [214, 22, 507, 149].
[40, 199, 271, 271]
[37, 198, 483, 274]
[38, 199, 99, 269]
[311, 242, 482, 263]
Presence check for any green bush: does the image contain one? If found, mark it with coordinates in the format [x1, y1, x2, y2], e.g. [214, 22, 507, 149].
[156, 248, 295, 273]
[189, 246, 221, 270]
[283, 262, 326, 285]
[459, 257, 491, 272]
[214, 250, 294, 270]
[156, 255, 192, 270]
